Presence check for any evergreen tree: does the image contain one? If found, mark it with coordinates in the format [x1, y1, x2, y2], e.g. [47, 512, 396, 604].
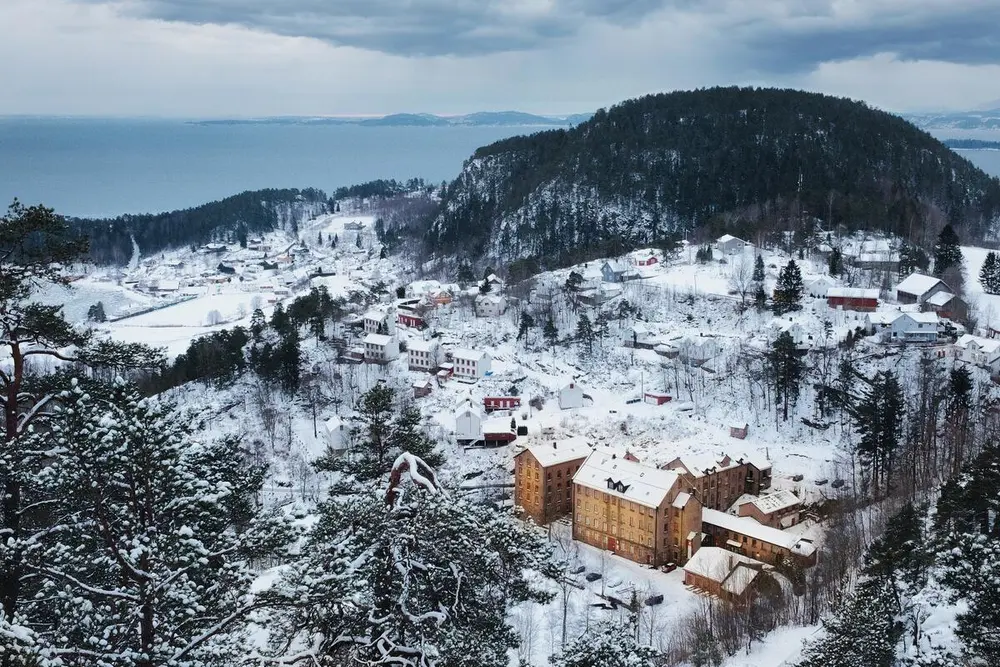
[933, 224, 963, 277]
[517, 311, 535, 347]
[980, 251, 1000, 294]
[768, 331, 804, 421]
[480, 278, 493, 294]
[827, 247, 843, 276]
[87, 300, 107, 322]
[249, 307, 266, 339]
[317, 231, 323, 245]
[277, 327, 301, 393]
[0, 201, 161, 646]
[21, 380, 292, 666]
[754, 283, 768, 311]
[550, 623, 662, 667]
[456, 261, 475, 286]
[332, 233, 338, 248]
[772, 260, 804, 315]
[753, 254, 765, 282]
[575, 313, 595, 357]
[355, 234, 362, 249]
[265, 459, 556, 667]
[852, 370, 905, 493]
[564, 271, 584, 292]
[543, 316, 559, 351]
[270, 302, 290, 333]
[379, 246, 387, 260]
[322, 385, 443, 482]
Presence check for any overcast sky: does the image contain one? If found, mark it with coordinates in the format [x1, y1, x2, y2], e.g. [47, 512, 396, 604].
[3, 0, 1000, 117]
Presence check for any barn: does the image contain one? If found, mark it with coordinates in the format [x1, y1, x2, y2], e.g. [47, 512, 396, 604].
[826, 287, 879, 312]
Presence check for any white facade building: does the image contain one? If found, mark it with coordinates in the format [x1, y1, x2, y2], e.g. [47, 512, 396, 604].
[363, 333, 400, 362]
[558, 382, 585, 410]
[886, 312, 939, 343]
[452, 349, 491, 379]
[475, 294, 508, 317]
[407, 339, 440, 371]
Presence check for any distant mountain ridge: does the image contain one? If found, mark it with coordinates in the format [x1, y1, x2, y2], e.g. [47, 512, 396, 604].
[426, 87, 1000, 267]
[903, 109, 1000, 132]
[191, 111, 593, 128]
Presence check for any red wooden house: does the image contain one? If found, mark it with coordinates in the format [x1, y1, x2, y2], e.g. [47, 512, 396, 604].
[483, 396, 521, 412]
[826, 288, 879, 312]
[398, 311, 426, 329]
[635, 254, 659, 266]
[644, 392, 672, 405]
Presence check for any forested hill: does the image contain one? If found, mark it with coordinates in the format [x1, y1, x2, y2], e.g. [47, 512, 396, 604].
[426, 87, 1000, 267]
[72, 188, 329, 264]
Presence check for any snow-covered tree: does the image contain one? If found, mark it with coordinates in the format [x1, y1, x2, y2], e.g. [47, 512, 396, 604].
[772, 260, 803, 315]
[980, 251, 1000, 294]
[264, 455, 556, 667]
[22, 379, 294, 666]
[550, 623, 662, 667]
[768, 331, 804, 422]
[0, 202, 162, 641]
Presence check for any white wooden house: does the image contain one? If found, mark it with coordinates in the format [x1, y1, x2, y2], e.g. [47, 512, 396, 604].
[954, 334, 1000, 375]
[886, 313, 938, 343]
[452, 349, 491, 379]
[322, 417, 349, 457]
[363, 333, 400, 363]
[407, 339, 440, 371]
[475, 294, 508, 317]
[558, 382, 585, 410]
[454, 400, 483, 444]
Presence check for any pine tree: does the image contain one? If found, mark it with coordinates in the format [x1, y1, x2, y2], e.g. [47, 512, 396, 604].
[852, 370, 905, 494]
[828, 247, 843, 277]
[270, 302, 290, 333]
[575, 313, 595, 357]
[551, 623, 662, 667]
[980, 251, 1000, 294]
[772, 260, 804, 315]
[543, 316, 559, 351]
[517, 311, 535, 347]
[332, 233, 338, 248]
[317, 231, 323, 245]
[480, 278, 493, 294]
[87, 300, 107, 322]
[355, 233, 362, 249]
[768, 331, 804, 421]
[278, 327, 301, 393]
[265, 457, 556, 667]
[754, 283, 768, 311]
[753, 254, 765, 282]
[21, 379, 293, 666]
[379, 246, 387, 260]
[0, 201, 161, 642]
[933, 224, 963, 277]
[564, 271, 584, 292]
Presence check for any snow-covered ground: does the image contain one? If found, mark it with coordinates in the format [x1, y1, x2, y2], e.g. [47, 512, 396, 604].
[49, 212, 1000, 666]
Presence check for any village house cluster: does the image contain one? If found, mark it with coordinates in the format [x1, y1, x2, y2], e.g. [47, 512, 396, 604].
[513, 439, 816, 603]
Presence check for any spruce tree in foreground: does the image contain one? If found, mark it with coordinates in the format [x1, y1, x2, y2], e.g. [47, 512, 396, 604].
[265, 455, 556, 667]
[753, 254, 765, 282]
[772, 260, 803, 315]
[0, 201, 162, 653]
[21, 380, 293, 666]
[550, 624, 662, 667]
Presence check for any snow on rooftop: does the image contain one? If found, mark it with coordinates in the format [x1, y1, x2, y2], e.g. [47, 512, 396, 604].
[896, 273, 943, 297]
[574, 451, 679, 508]
[522, 438, 592, 467]
[702, 509, 811, 552]
[452, 348, 488, 361]
[672, 491, 692, 509]
[407, 339, 438, 352]
[867, 311, 902, 324]
[716, 234, 742, 243]
[827, 287, 879, 299]
[363, 333, 393, 346]
[925, 291, 956, 307]
[956, 334, 1000, 354]
[683, 546, 764, 595]
[902, 312, 940, 324]
[750, 489, 801, 514]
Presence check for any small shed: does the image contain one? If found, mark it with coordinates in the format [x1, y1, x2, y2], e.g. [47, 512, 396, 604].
[729, 423, 749, 439]
[644, 392, 672, 406]
[558, 382, 585, 410]
[323, 417, 349, 456]
[412, 378, 433, 399]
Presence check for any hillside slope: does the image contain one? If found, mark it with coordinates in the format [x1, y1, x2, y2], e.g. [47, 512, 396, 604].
[426, 87, 1000, 267]
[74, 188, 329, 264]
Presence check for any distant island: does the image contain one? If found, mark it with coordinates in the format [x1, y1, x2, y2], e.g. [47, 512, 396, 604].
[191, 111, 594, 128]
[943, 138, 1000, 150]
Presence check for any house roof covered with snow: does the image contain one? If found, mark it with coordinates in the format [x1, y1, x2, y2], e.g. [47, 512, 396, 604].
[716, 234, 742, 244]
[683, 547, 764, 597]
[522, 438, 593, 467]
[827, 287, 879, 299]
[407, 339, 438, 352]
[750, 490, 801, 514]
[702, 509, 814, 555]
[452, 348, 489, 362]
[574, 451, 679, 509]
[925, 291, 957, 307]
[866, 312, 902, 325]
[363, 333, 393, 346]
[896, 273, 943, 297]
[955, 334, 1000, 355]
[897, 312, 939, 325]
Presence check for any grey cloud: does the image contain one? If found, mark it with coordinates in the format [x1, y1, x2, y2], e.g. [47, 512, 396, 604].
[76, 0, 1000, 67]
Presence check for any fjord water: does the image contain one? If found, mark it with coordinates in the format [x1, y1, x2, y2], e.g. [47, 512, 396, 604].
[0, 117, 541, 218]
[2, 117, 1000, 218]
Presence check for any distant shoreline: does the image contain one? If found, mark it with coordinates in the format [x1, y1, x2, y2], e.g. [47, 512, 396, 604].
[944, 139, 1000, 150]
